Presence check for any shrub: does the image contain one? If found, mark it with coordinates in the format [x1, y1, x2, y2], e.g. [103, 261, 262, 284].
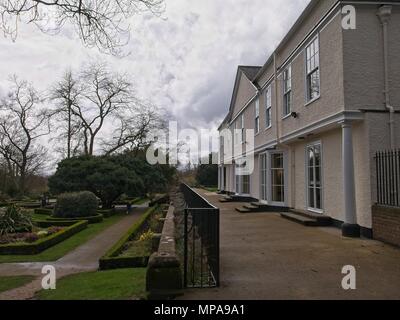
[0, 205, 33, 235]
[53, 191, 98, 218]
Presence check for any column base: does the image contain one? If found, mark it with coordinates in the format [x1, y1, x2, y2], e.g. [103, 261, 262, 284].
[342, 223, 361, 238]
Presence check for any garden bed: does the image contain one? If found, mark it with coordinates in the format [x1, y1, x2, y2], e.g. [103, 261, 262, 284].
[99, 206, 165, 270]
[0, 220, 88, 255]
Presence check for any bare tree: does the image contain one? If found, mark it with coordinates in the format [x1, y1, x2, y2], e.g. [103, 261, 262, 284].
[68, 62, 133, 155]
[0, 0, 165, 55]
[0, 76, 49, 194]
[50, 70, 82, 159]
[103, 102, 166, 155]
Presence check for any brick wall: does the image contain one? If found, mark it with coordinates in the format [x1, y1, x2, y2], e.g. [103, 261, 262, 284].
[372, 205, 400, 247]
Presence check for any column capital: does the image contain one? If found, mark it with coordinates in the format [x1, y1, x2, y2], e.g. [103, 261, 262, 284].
[377, 5, 392, 25]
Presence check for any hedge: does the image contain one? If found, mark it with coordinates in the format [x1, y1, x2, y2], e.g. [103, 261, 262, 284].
[99, 206, 158, 270]
[16, 202, 41, 209]
[97, 209, 116, 218]
[34, 220, 81, 228]
[0, 220, 88, 255]
[33, 208, 54, 215]
[47, 213, 103, 224]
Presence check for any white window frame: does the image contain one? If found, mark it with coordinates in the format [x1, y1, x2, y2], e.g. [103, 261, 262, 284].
[255, 98, 260, 135]
[305, 36, 320, 103]
[265, 86, 272, 129]
[283, 65, 292, 117]
[305, 141, 324, 213]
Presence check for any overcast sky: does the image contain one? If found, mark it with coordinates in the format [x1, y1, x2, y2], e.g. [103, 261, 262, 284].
[0, 0, 310, 161]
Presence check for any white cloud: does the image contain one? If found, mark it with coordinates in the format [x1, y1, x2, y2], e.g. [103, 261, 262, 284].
[0, 0, 310, 157]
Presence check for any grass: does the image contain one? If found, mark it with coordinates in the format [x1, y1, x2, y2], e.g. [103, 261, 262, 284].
[0, 214, 126, 263]
[36, 268, 146, 300]
[0, 275, 36, 294]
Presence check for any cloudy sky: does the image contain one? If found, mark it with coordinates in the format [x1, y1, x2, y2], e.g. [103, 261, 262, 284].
[0, 0, 310, 160]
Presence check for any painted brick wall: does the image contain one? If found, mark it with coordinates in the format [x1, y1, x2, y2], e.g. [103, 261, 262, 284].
[372, 205, 400, 247]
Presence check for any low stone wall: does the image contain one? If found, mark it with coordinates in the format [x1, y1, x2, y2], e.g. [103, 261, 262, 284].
[372, 205, 400, 247]
[146, 204, 182, 299]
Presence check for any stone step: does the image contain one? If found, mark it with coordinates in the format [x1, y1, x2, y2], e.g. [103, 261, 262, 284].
[280, 212, 320, 226]
[235, 207, 251, 213]
[289, 209, 332, 226]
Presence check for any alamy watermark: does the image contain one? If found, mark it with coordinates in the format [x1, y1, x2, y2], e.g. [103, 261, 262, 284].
[41, 265, 56, 290]
[146, 121, 255, 175]
[342, 5, 356, 30]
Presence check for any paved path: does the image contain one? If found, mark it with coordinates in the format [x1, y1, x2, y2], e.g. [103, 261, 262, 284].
[0, 207, 147, 300]
[181, 189, 400, 300]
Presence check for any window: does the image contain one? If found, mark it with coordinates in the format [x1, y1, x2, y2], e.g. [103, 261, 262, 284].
[241, 114, 245, 143]
[255, 98, 260, 134]
[271, 153, 284, 203]
[265, 86, 272, 128]
[306, 37, 320, 102]
[283, 66, 292, 116]
[307, 143, 322, 211]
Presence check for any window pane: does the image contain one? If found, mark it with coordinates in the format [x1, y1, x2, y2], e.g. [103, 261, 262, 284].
[316, 188, 322, 209]
[309, 188, 314, 208]
[308, 148, 314, 166]
[309, 167, 314, 186]
[314, 146, 321, 166]
[315, 166, 321, 187]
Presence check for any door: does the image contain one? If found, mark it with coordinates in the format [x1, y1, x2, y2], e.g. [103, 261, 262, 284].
[260, 154, 268, 203]
[307, 143, 323, 212]
[270, 153, 285, 205]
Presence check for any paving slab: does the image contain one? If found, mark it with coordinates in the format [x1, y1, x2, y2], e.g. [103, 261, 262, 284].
[181, 189, 400, 300]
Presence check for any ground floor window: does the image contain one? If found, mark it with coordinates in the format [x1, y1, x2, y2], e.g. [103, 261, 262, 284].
[271, 153, 284, 203]
[235, 161, 250, 195]
[307, 143, 322, 211]
[260, 154, 268, 201]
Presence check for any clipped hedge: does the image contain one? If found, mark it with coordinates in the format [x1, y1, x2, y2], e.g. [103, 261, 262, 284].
[0, 220, 88, 255]
[16, 202, 41, 209]
[47, 213, 103, 224]
[54, 191, 98, 218]
[97, 209, 116, 218]
[99, 206, 158, 270]
[33, 208, 54, 216]
[34, 220, 81, 228]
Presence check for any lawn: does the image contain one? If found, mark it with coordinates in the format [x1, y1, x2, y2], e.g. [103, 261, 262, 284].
[0, 214, 126, 263]
[36, 268, 146, 300]
[0, 275, 36, 294]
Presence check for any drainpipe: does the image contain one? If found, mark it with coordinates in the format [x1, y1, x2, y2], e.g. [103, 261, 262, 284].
[377, 5, 395, 150]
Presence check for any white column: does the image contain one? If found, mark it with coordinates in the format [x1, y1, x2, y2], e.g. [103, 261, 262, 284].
[341, 121, 360, 237]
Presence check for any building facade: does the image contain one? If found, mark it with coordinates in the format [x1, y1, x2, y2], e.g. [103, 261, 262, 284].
[218, 0, 400, 238]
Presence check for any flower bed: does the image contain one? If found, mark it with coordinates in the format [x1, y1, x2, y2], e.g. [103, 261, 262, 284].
[99, 206, 165, 270]
[0, 220, 88, 255]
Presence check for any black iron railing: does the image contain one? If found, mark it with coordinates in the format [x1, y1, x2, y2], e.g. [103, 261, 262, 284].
[180, 183, 220, 288]
[375, 150, 400, 207]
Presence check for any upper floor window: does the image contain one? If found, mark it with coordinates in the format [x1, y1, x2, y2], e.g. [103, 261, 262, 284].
[255, 98, 260, 134]
[306, 37, 320, 102]
[241, 114, 245, 143]
[283, 65, 292, 116]
[265, 86, 272, 129]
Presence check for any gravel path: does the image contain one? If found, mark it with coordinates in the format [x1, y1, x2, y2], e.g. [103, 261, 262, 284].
[0, 207, 147, 300]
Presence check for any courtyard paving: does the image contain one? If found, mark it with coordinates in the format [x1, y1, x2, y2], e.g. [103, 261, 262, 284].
[181, 189, 400, 300]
